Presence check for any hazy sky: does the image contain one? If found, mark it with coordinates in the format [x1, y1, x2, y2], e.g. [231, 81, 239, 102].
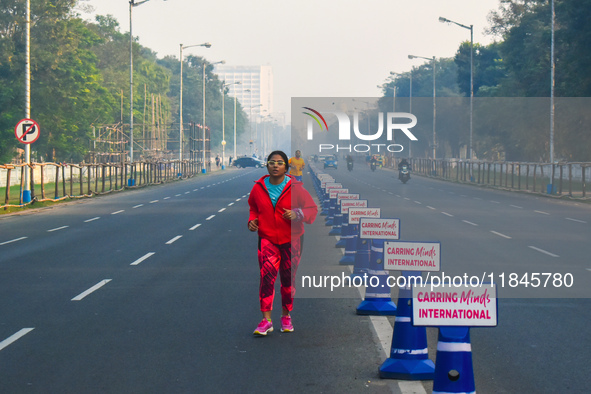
[79, 0, 501, 123]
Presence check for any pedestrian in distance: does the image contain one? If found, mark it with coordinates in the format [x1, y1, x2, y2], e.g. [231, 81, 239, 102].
[247, 150, 318, 336]
[215, 155, 220, 168]
[288, 149, 305, 183]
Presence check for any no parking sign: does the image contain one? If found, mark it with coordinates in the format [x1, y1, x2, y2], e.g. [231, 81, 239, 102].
[15, 118, 40, 144]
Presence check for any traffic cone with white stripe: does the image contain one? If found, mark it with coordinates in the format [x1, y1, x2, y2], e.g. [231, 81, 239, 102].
[329, 211, 342, 235]
[432, 327, 475, 394]
[350, 233, 370, 280]
[335, 214, 349, 248]
[339, 223, 357, 265]
[379, 271, 435, 380]
[356, 240, 396, 315]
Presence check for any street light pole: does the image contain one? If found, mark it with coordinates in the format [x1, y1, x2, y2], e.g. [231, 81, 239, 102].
[439, 16, 473, 161]
[23, 0, 31, 203]
[409, 54, 437, 161]
[201, 60, 225, 173]
[220, 81, 240, 169]
[179, 42, 211, 163]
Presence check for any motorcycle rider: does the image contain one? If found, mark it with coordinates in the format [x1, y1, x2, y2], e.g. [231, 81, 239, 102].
[346, 155, 354, 168]
[370, 155, 378, 171]
[398, 158, 410, 171]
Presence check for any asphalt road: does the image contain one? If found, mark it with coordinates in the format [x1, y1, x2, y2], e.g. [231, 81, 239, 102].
[314, 161, 591, 393]
[1, 164, 590, 393]
[0, 168, 397, 393]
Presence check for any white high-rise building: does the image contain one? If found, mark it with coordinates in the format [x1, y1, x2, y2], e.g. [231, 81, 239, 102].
[213, 65, 274, 121]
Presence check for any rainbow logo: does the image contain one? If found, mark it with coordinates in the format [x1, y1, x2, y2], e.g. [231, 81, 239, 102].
[302, 107, 328, 132]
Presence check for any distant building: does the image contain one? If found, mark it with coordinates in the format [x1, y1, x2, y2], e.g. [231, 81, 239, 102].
[213, 65, 274, 121]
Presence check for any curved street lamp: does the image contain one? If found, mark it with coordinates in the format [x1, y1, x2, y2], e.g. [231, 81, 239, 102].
[439, 16, 474, 162]
[201, 60, 225, 173]
[408, 54, 436, 161]
[179, 42, 211, 163]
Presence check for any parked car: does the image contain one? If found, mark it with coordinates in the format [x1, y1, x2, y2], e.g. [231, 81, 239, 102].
[233, 157, 265, 168]
[323, 155, 338, 169]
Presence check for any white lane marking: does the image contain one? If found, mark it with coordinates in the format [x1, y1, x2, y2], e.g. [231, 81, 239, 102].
[111, 210, 124, 215]
[587, 269, 591, 272]
[404, 197, 411, 201]
[185, 191, 190, 194]
[510, 205, 523, 209]
[228, 202, 234, 206]
[201, 187, 205, 190]
[166, 235, 182, 244]
[131, 252, 155, 266]
[566, 217, 587, 223]
[474, 197, 482, 200]
[218, 208, 226, 212]
[529, 246, 559, 258]
[462, 220, 478, 226]
[175, 194, 182, 197]
[163, 197, 170, 200]
[84, 217, 100, 223]
[0, 328, 35, 352]
[133, 204, 143, 209]
[441, 212, 454, 217]
[71, 279, 112, 301]
[235, 198, 241, 202]
[461, 194, 467, 197]
[426, 206, 436, 210]
[0, 237, 28, 246]
[189, 223, 202, 231]
[388, 192, 394, 195]
[535, 210, 550, 215]
[491, 230, 512, 239]
[149, 200, 159, 204]
[490, 200, 500, 204]
[206, 215, 215, 220]
[243, 194, 248, 197]
[414, 201, 422, 205]
[395, 194, 401, 198]
[207, 185, 211, 188]
[48, 226, 69, 232]
[398, 381, 427, 394]
[193, 189, 199, 192]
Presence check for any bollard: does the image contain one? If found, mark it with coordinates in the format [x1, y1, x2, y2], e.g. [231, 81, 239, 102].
[356, 240, 396, 315]
[379, 271, 435, 380]
[432, 327, 475, 394]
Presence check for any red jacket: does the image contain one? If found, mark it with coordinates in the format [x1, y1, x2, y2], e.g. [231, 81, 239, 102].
[248, 175, 318, 245]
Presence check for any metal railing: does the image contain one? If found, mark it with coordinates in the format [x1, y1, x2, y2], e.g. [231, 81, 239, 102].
[1, 159, 211, 209]
[390, 158, 589, 199]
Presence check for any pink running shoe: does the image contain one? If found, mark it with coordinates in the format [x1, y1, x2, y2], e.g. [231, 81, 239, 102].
[280, 315, 294, 333]
[253, 319, 273, 336]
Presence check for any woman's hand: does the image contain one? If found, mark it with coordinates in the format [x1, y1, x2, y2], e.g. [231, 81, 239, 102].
[282, 208, 296, 221]
[248, 218, 259, 231]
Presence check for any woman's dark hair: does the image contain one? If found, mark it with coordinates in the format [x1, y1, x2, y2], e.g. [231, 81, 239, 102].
[267, 150, 289, 170]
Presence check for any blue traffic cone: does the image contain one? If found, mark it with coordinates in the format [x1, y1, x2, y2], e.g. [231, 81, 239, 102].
[356, 240, 397, 315]
[325, 198, 336, 225]
[339, 223, 357, 265]
[379, 271, 435, 380]
[335, 215, 349, 248]
[432, 327, 475, 394]
[350, 235, 370, 280]
[329, 211, 342, 235]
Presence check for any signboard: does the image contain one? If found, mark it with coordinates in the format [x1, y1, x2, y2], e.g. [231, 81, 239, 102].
[341, 199, 367, 214]
[325, 183, 342, 190]
[412, 283, 498, 327]
[348, 207, 380, 224]
[15, 118, 40, 144]
[329, 188, 348, 199]
[337, 193, 359, 204]
[359, 218, 400, 240]
[384, 241, 441, 271]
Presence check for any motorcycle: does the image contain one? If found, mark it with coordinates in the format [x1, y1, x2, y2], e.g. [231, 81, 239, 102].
[399, 165, 410, 184]
[347, 161, 353, 171]
[370, 162, 377, 172]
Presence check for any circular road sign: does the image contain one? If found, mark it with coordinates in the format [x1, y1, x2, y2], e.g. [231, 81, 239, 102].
[15, 118, 40, 144]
